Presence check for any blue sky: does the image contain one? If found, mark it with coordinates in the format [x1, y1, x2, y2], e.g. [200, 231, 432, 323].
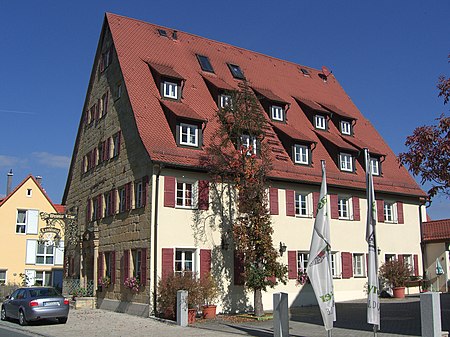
[0, 1, 449, 219]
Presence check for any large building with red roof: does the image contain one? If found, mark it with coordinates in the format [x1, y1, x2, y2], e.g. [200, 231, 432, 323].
[63, 13, 427, 316]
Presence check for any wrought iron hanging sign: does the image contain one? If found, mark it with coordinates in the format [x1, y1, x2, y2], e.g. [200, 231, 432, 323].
[39, 212, 78, 246]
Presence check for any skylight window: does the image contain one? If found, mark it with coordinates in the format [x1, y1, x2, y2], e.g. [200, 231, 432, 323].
[196, 54, 214, 73]
[158, 29, 168, 37]
[300, 68, 310, 76]
[227, 63, 245, 80]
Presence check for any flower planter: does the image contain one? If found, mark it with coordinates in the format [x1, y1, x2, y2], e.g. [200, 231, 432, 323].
[202, 305, 217, 319]
[188, 308, 197, 324]
[393, 287, 405, 298]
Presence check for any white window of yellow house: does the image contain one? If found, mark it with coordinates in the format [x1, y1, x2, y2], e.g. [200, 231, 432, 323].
[353, 253, 365, 277]
[0, 270, 6, 285]
[35, 271, 52, 286]
[16, 210, 27, 234]
[26, 189, 32, 197]
[36, 243, 54, 265]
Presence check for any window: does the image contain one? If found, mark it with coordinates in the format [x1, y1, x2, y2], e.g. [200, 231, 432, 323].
[240, 134, 257, 155]
[175, 249, 195, 273]
[330, 252, 340, 278]
[131, 249, 142, 280]
[227, 63, 245, 79]
[16, 210, 27, 233]
[92, 196, 99, 220]
[196, 54, 214, 73]
[294, 144, 309, 165]
[338, 197, 351, 219]
[300, 68, 310, 76]
[105, 251, 113, 278]
[403, 254, 414, 275]
[158, 29, 167, 37]
[0, 270, 6, 285]
[163, 81, 178, 99]
[135, 180, 145, 208]
[385, 254, 395, 262]
[36, 243, 54, 265]
[112, 132, 121, 157]
[315, 115, 326, 130]
[104, 190, 115, 216]
[295, 192, 310, 217]
[271, 105, 284, 121]
[35, 271, 52, 286]
[219, 94, 232, 108]
[370, 157, 380, 176]
[100, 92, 109, 118]
[340, 121, 352, 135]
[339, 153, 353, 172]
[297, 252, 309, 273]
[179, 123, 198, 147]
[26, 189, 32, 197]
[176, 181, 195, 208]
[384, 202, 395, 222]
[117, 83, 122, 98]
[100, 47, 112, 72]
[353, 253, 365, 277]
[118, 187, 127, 213]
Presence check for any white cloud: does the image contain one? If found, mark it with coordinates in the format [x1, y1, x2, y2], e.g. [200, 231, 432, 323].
[0, 155, 24, 168]
[32, 152, 71, 169]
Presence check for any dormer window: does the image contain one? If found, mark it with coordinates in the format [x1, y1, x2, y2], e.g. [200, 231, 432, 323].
[271, 105, 284, 122]
[339, 152, 354, 172]
[163, 81, 178, 99]
[240, 134, 257, 155]
[340, 121, 352, 135]
[179, 123, 198, 147]
[370, 157, 380, 176]
[315, 115, 327, 130]
[219, 94, 232, 108]
[294, 144, 309, 165]
[227, 63, 245, 80]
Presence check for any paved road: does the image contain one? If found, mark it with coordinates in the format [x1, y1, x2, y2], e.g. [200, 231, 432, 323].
[0, 293, 448, 337]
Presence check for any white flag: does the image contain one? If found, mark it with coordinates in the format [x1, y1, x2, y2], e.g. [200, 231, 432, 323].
[306, 161, 336, 331]
[365, 149, 380, 327]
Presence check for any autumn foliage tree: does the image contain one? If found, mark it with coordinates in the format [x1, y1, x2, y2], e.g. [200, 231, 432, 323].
[206, 81, 287, 316]
[399, 54, 450, 198]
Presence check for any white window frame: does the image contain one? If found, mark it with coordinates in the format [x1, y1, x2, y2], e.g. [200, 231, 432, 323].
[163, 81, 178, 99]
[295, 192, 311, 217]
[403, 254, 414, 275]
[294, 144, 309, 165]
[353, 253, 365, 277]
[271, 105, 284, 121]
[240, 134, 257, 155]
[338, 196, 352, 220]
[131, 249, 142, 280]
[330, 252, 341, 278]
[315, 115, 326, 130]
[176, 180, 197, 209]
[118, 187, 127, 213]
[112, 133, 120, 157]
[370, 157, 380, 176]
[16, 209, 27, 234]
[297, 252, 309, 273]
[26, 188, 32, 197]
[36, 243, 55, 266]
[0, 270, 6, 285]
[35, 270, 52, 286]
[179, 123, 199, 147]
[219, 94, 232, 108]
[135, 180, 143, 208]
[384, 201, 397, 223]
[339, 153, 353, 172]
[175, 249, 196, 273]
[385, 254, 396, 262]
[340, 121, 352, 135]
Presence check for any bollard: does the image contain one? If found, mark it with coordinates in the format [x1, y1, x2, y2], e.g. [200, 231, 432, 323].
[273, 292, 289, 337]
[420, 292, 442, 337]
[177, 290, 188, 327]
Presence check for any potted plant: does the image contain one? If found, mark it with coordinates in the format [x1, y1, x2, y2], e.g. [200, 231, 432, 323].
[379, 260, 411, 298]
[124, 276, 140, 293]
[98, 276, 111, 290]
[198, 272, 219, 319]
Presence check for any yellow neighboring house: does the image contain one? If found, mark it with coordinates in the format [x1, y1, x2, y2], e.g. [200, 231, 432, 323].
[0, 174, 65, 290]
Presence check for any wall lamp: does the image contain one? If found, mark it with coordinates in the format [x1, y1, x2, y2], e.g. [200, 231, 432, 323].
[279, 242, 287, 256]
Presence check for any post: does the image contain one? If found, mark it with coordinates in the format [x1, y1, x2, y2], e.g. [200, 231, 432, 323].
[420, 292, 442, 337]
[273, 292, 289, 337]
[177, 290, 188, 327]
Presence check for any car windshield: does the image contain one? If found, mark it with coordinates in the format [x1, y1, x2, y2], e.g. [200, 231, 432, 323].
[29, 288, 60, 298]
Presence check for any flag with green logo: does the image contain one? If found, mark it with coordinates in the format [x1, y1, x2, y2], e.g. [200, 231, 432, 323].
[306, 161, 335, 331]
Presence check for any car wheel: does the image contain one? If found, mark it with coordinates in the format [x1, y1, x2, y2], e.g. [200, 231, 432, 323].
[18, 310, 28, 326]
[57, 317, 68, 324]
[0, 306, 7, 321]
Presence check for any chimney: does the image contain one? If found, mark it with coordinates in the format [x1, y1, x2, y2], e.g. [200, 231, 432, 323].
[35, 175, 42, 186]
[6, 169, 13, 195]
[172, 30, 178, 40]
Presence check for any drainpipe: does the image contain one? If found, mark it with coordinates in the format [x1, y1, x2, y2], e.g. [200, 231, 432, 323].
[6, 169, 13, 195]
[151, 164, 162, 315]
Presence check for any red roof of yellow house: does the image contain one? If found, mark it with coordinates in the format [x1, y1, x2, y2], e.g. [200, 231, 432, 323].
[422, 219, 450, 242]
[75, 13, 426, 197]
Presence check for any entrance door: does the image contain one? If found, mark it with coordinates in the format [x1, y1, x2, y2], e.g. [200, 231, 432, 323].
[52, 269, 64, 292]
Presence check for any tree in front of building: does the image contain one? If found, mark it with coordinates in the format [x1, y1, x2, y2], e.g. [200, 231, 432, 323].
[206, 81, 287, 317]
[399, 54, 450, 199]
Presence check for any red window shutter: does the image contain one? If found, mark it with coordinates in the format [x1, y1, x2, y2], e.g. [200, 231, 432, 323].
[162, 248, 174, 280]
[198, 180, 210, 210]
[269, 187, 279, 215]
[98, 252, 104, 278]
[111, 251, 116, 284]
[288, 250, 298, 279]
[313, 191, 320, 216]
[285, 190, 295, 217]
[330, 194, 339, 219]
[376, 200, 384, 223]
[164, 176, 176, 207]
[123, 250, 130, 282]
[140, 248, 147, 286]
[341, 252, 353, 279]
[397, 201, 404, 224]
[353, 196, 360, 221]
[125, 182, 132, 211]
[142, 176, 149, 207]
[398, 254, 404, 265]
[413, 254, 419, 276]
[200, 249, 212, 278]
[234, 251, 245, 285]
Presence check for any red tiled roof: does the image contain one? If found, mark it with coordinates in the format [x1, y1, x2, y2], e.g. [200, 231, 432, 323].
[422, 219, 450, 242]
[271, 122, 315, 143]
[253, 88, 287, 104]
[319, 102, 355, 120]
[160, 100, 206, 122]
[99, 13, 425, 197]
[315, 130, 359, 152]
[202, 75, 235, 91]
[148, 63, 184, 80]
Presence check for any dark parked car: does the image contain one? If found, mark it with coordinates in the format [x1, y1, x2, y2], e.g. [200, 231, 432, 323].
[1, 286, 69, 325]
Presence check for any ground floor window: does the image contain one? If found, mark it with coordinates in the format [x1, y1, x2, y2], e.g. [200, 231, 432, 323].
[297, 252, 309, 273]
[175, 249, 195, 273]
[131, 249, 142, 281]
[0, 270, 6, 284]
[35, 271, 52, 286]
[330, 252, 341, 278]
[353, 253, 365, 277]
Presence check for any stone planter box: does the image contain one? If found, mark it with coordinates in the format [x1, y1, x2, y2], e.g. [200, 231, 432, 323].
[71, 296, 96, 309]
